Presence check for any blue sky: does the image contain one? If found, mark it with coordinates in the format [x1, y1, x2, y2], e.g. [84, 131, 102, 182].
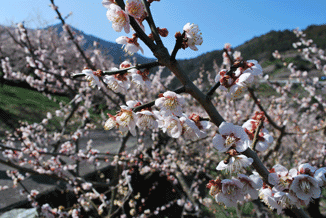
[1, 0, 325, 60]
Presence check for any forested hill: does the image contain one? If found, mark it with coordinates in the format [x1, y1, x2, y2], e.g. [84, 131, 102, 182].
[176, 24, 326, 83]
[47, 23, 155, 65]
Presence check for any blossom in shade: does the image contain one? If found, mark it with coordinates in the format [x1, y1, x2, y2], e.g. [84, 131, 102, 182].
[212, 122, 250, 153]
[158, 115, 182, 138]
[273, 190, 301, 210]
[215, 178, 244, 207]
[268, 164, 297, 192]
[179, 115, 206, 140]
[259, 188, 283, 214]
[206, 178, 222, 196]
[125, 0, 145, 19]
[106, 4, 130, 34]
[216, 155, 253, 174]
[238, 173, 263, 199]
[116, 35, 144, 55]
[242, 119, 273, 152]
[183, 23, 203, 51]
[155, 91, 185, 117]
[289, 174, 321, 201]
[314, 167, 326, 187]
[298, 163, 317, 175]
[136, 109, 159, 130]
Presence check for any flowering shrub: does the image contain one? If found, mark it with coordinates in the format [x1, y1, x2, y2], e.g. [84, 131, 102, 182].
[0, 0, 325, 217]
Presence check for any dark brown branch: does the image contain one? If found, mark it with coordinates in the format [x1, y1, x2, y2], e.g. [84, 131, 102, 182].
[141, 0, 163, 46]
[252, 119, 264, 151]
[115, 0, 156, 50]
[72, 61, 160, 78]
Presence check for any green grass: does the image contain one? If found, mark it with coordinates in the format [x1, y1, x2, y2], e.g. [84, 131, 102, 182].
[0, 84, 69, 131]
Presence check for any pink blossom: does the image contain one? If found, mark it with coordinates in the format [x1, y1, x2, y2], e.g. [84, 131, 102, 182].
[125, 0, 146, 19]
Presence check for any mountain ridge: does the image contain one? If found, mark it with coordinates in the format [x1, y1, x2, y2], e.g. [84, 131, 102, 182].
[46, 23, 155, 65]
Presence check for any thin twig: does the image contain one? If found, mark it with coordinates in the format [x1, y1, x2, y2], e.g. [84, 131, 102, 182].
[252, 119, 264, 151]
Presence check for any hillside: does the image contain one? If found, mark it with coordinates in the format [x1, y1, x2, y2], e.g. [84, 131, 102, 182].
[174, 24, 326, 86]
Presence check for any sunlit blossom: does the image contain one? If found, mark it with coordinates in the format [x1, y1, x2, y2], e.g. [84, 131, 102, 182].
[155, 91, 185, 117]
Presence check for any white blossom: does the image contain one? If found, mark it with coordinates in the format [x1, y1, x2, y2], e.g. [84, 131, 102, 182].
[183, 23, 203, 51]
[106, 4, 130, 34]
[215, 178, 244, 207]
[155, 91, 185, 117]
[212, 122, 250, 153]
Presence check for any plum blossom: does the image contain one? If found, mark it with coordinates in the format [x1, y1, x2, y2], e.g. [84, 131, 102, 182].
[290, 174, 321, 201]
[104, 114, 118, 131]
[215, 178, 244, 207]
[158, 115, 182, 138]
[102, 0, 116, 9]
[130, 68, 151, 89]
[125, 0, 145, 19]
[106, 4, 130, 33]
[155, 91, 185, 117]
[216, 155, 253, 174]
[242, 119, 273, 152]
[259, 188, 283, 214]
[115, 101, 139, 136]
[268, 164, 297, 191]
[73, 69, 102, 89]
[183, 23, 203, 51]
[179, 115, 209, 140]
[215, 60, 263, 99]
[298, 163, 317, 175]
[116, 35, 144, 55]
[238, 173, 263, 199]
[314, 167, 326, 187]
[212, 122, 250, 153]
[103, 67, 130, 93]
[135, 109, 159, 130]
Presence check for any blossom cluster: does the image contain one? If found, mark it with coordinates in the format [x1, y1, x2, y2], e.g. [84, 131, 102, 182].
[104, 91, 211, 141]
[260, 163, 326, 214]
[215, 59, 263, 99]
